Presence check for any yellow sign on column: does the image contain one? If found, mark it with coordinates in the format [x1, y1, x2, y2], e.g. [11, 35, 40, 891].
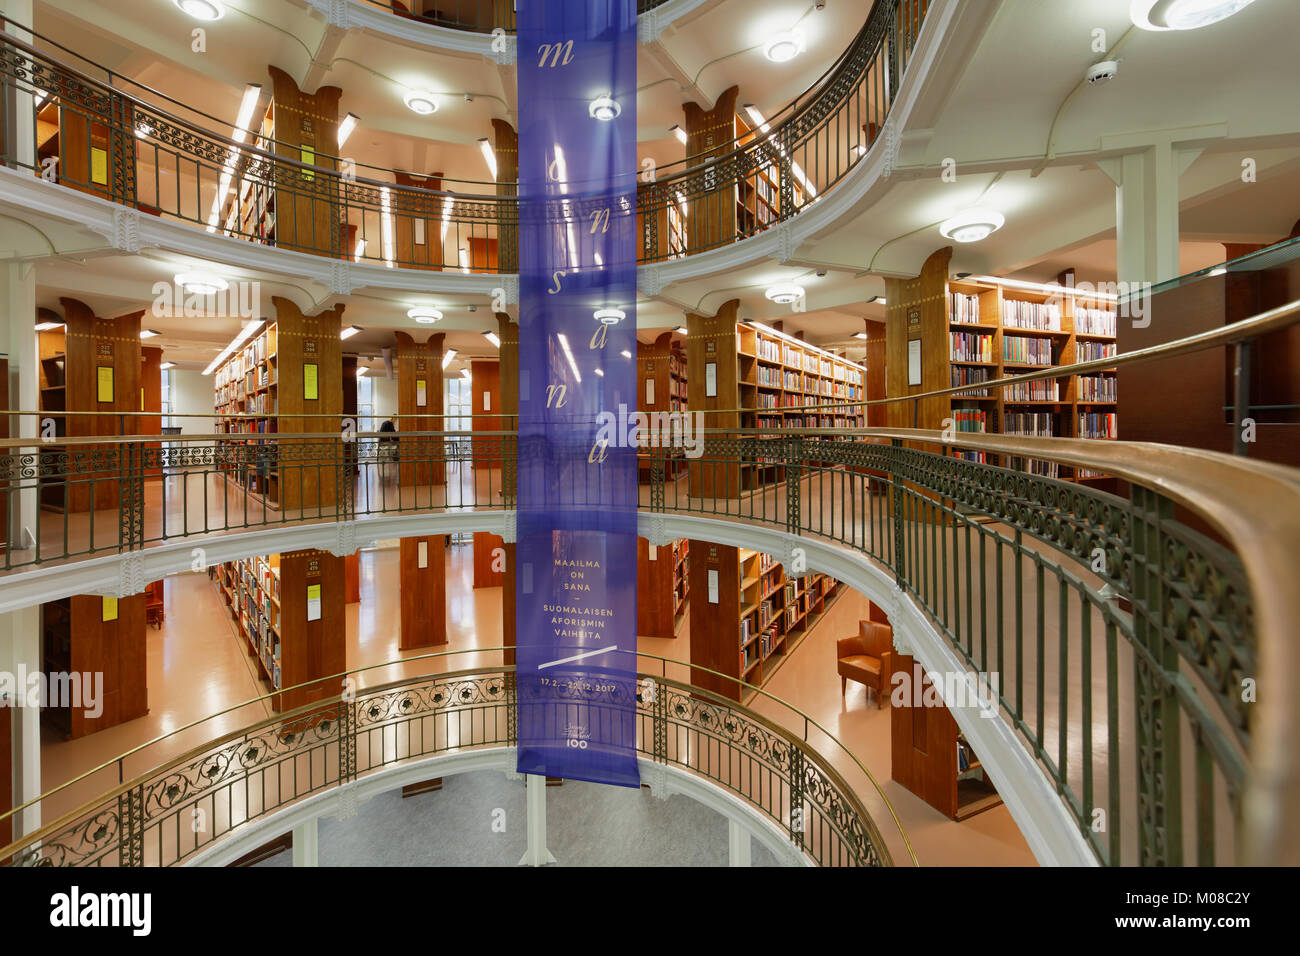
[304, 363, 318, 400]
[102, 596, 118, 621]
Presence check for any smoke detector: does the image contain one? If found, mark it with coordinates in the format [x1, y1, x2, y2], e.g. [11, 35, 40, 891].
[1086, 60, 1120, 85]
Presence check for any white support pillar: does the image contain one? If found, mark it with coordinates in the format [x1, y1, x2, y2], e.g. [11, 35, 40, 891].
[292, 819, 318, 867]
[2, 0, 37, 171]
[1097, 142, 1203, 290]
[728, 818, 751, 866]
[3, 262, 38, 553]
[518, 773, 556, 866]
[1, 605, 41, 839]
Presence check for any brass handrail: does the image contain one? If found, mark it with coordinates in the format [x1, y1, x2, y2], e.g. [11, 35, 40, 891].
[0, 648, 913, 867]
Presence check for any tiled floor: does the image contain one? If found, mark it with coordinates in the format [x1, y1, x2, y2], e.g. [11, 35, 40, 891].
[36, 536, 1037, 867]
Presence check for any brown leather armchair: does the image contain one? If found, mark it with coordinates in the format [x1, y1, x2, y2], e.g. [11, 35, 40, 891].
[837, 620, 893, 709]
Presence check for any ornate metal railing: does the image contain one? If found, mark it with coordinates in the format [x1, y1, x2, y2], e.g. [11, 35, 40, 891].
[0, 0, 930, 269]
[0, 651, 899, 867]
[356, 0, 674, 35]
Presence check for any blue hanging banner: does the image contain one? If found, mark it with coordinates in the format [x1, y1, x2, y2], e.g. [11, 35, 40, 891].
[515, 0, 640, 787]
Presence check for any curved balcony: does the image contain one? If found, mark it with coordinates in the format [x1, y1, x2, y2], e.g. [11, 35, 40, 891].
[0, 650, 902, 867]
[0, 0, 929, 276]
[356, 0, 677, 36]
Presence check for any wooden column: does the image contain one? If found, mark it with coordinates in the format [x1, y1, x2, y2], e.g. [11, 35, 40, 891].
[687, 540, 741, 701]
[394, 171, 444, 270]
[883, 246, 953, 431]
[685, 298, 741, 498]
[274, 297, 344, 511]
[61, 297, 144, 512]
[393, 330, 446, 486]
[470, 358, 500, 472]
[681, 85, 739, 252]
[267, 66, 342, 257]
[277, 549, 346, 711]
[863, 318, 887, 427]
[492, 119, 518, 273]
[42, 594, 148, 738]
[400, 535, 447, 649]
[141, 345, 162, 478]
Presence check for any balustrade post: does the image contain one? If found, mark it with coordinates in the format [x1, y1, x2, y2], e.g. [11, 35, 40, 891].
[118, 435, 143, 552]
[649, 447, 665, 513]
[337, 695, 357, 785]
[116, 784, 144, 867]
[107, 90, 137, 209]
[1128, 486, 1183, 866]
[889, 439, 905, 584]
[785, 435, 803, 537]
[651, 678, 667, 765]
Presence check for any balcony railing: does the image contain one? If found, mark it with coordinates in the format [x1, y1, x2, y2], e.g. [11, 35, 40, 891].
[0, 0, 930, 270]
[357, 0, 673, 35]
[0, 650, 902, 867]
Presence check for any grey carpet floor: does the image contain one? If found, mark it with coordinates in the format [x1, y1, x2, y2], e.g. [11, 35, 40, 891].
[255, 770, 782, 867]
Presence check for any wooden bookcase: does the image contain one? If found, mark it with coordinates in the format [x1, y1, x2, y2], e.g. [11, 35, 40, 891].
[393, 172, 445, 270]
[686, 299, 866, 497]
[636, 536, 688, 639]
[214, 548, 345, 711]
[636, 331, 688, 481]
[886, 248, 1119, 481]
[40, 594, 147, 738]
[399, 535, 447, 649]
[214, 321, 280, 502]
[689, 540, 840, 701]
[393, 330, 446, 487]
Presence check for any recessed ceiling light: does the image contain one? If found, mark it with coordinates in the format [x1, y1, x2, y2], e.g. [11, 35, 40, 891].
[764, 29, 805, 63]
[460, 368, 471, 380]
[337, 113, 359, 147]
[594, 308, 626, 325]
[675, 326, 688, 334]
[620, 350, 632, 359]
[669, 125, 686, 145]
[854, 332, 868, 340]
[594, 368, 605, 377]
[442, 348, 457, 370]
[1131, 0, 1256, 30]
[173, 0, 224, 21]
[765, 283, 805, 305]
[356, 366, 369, 378]
[478, 138, 497, 180]
[939, 208, 1005, 243]
[403, 90, 438, 115]
[484, 331, 501, 348]
[340, 325, 363, 340]
[139, 329, 161, 339]
[160, 361, 176, 369]
[588, 94, 621, 121]
[408, 308, 443, 324]
[35, 321, 64, 331]
[175, 272, 229, 295]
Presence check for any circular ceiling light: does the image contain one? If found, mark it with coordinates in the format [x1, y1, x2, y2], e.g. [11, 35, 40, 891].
[1130, 0, 1256, 30]
[765, 283, 805, 305]
[588, 95, 621, 121]
[175, 272, 229, 295]
[403, 90, 438, 115]
[407, 308, 443, 324]
[764, 30, 806, 63]
[593, 308, 626, 325]
[939, 208, 1005, 244]
[174, 0, 225, 20]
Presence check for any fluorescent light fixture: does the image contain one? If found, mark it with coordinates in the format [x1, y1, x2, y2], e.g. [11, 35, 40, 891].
[939, 208, 1005, 243]
[340, 325, 363, 340]
[140, 329, 161, 339]
[620, 349, 632, 359]
[744, 105, 816, 198]
[174, 272, 229, 295]
[205, 84, 262, 231]
[440, 194, 455, 243]
[854, 332, 868, 340]
[442, 348, 457, 370]
[557, 334, 581, 383]
[764, 29, 805, 63]
[484, 331, 501, 348]
[963, 275, 1117, 302]
[337, 113, 359, 147]
[460, 368, 472, 380]
[459, 247, 470, 273]
[593, 308, 626, 326]
[203, 318, 265, 375]
[594, 368, 605, 377]
[35, 321, 64, 331]
[669, 124, 686, 145]
[356, 366, 369, 377]
[353, 238, 366, 262]
[160, 361, 177, 370]
[478, 138, 497, 181]
[1131, 0, 1256, 30]
[174, 0, 225, 21]
[1207, 266, 1228, 277]
[765, 283, 804, 305]
[408, 308, 443, 324]
[380, 186, 395, 267]
[588, 94, 620, 121]
[403, 89, 438, 114]
[675, 326, 688, 334]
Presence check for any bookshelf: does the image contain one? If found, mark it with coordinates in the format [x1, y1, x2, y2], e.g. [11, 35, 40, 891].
[40, 594, 147, 739]
[636, 536, 688, 639]
[689, 540, 841, 702]
[887, 248, 1119, 481]
[213, 548, 345, 711]
[636, 331, 688, 481]
[214, 321, 280, 503]
[733, 112, 807, 239]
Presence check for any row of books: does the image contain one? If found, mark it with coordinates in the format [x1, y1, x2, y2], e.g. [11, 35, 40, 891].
[951, 365, 990, 396]
[1003, 412, 1055, 437]
[951, 331, 994, 363]
[1077, 375, 1117, 402]
[952, 409, 987, 433]
[1074, 307, 1117, 337]
[949, 291, 982, 324]
[1078, 412, 1118, 439]
[1003, 336, 1054, 365]
[1002, 299, 1062, 331]
[1077, 340, 1117, 362]
[1004, 380, 1059, 402]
